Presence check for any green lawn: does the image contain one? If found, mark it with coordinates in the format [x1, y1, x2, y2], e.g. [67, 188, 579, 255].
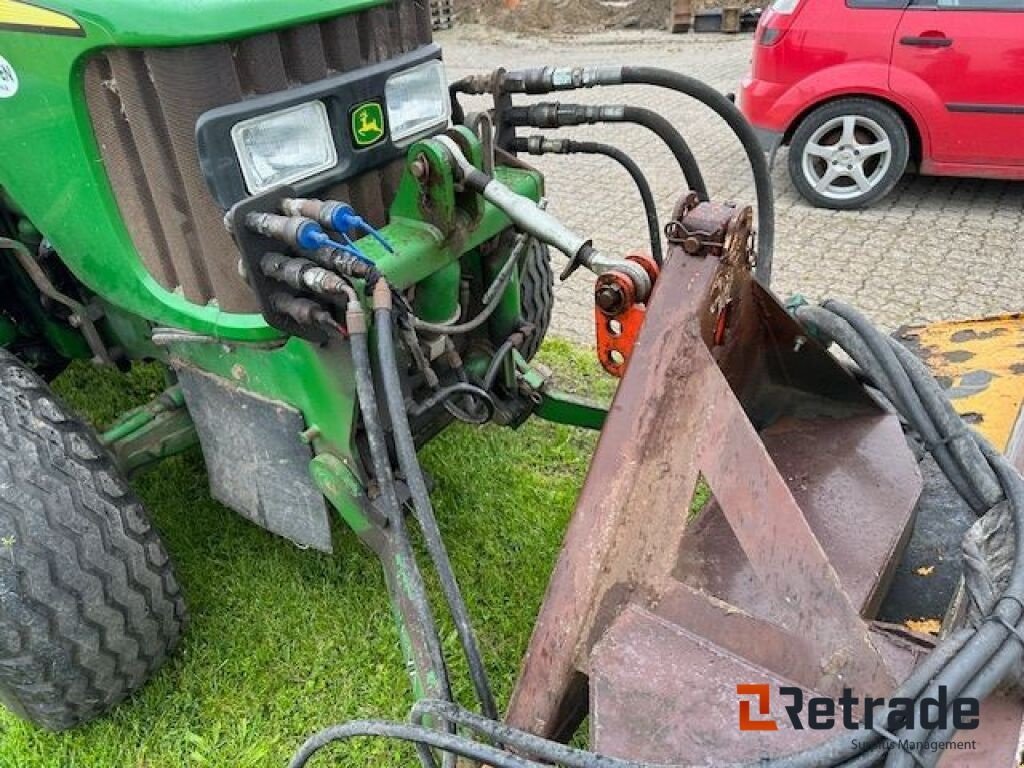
[0, 340, 616, 768]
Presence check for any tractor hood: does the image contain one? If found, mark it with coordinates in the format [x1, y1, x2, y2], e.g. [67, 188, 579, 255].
[11, 0, 386, 46]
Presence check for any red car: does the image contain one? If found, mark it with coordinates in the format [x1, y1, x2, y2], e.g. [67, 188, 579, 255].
[738, 0, 1024, 209]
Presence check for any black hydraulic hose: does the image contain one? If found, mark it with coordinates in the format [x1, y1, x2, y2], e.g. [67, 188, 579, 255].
[795, 305, 986, 512]
[350, 323, 450, 694]
[349, 309, 453, 768]
[569, 140, 663, 261]
[884, 447, 1024, 768]
[611, 69, 774, 284]
[503, 103, 707, 204]
[373, 297, 499, 723]
[822, 300, 989, 514]
[789, 302, 1024, 768]
[886, 337, 1002, 508]
[411, 699, 678, 768]
[513, 136, 663, 263]
[482, 335, 521, 391]
[487, 66, 774, 283]
[409, 383, 495, 424]
[288, 720, 541, 768]
[621, 106, 707, 203]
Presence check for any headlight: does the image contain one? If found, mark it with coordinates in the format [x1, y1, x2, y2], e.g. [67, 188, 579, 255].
[231, 101, 337, 194]
[385, 60, 451, 146]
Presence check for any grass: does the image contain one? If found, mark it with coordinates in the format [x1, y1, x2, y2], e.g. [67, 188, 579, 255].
[0, 339, 617, 768]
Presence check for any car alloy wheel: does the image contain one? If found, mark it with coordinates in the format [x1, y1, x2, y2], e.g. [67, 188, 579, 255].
[800, 114, 893, 203]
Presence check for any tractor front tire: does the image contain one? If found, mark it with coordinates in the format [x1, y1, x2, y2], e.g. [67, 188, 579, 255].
[519, 241, 554, 361]
[0, 351, 187, 731]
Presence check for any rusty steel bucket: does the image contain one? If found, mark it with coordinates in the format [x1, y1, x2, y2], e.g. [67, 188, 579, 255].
[506, 197, 1024, 765]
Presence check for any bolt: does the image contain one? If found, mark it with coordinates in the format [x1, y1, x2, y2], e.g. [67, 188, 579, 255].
[682, 236, 702, 254]
[793, 335, 807, 352]
[300, 425, 321, 444]
[410, 154, 430, 181]
[67, 314, 81, 328]
[596, 284, 626, 314]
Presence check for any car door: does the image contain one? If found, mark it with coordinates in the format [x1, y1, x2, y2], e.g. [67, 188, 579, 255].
[891, 0, 1024, 167]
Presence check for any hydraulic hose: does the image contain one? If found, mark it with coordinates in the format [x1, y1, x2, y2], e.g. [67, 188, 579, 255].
[412, 229, 536, 336]
[468, 66, 774, 284]
[288, 720, 540, 768]
[796, 305, 986, 511]
[790, 301, 1024, 768]
[372, 289, 499, 723]
[432, 135, 652, 294]
[513, 136, 663, 262]
[504, 102, 707, 204]
[482, 333, 525, 392]
[408, 383, 495, 424]
[347, 295, 454, 768]
[610, 68, 773, 283]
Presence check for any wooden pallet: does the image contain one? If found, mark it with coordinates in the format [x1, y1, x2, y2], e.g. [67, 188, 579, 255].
[430, 0, 454, 30]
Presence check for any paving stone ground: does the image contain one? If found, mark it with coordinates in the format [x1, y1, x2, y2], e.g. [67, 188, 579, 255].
[440, 27, 1024, 345]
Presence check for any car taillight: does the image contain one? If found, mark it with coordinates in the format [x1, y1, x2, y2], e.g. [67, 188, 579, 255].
[757, 0, 801, 45]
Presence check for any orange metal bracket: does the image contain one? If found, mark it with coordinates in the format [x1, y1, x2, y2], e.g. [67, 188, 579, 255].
[595, 254, 660, 377]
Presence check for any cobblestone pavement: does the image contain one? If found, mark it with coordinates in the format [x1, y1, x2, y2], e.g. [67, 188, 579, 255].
[440, 27, 1024, 345]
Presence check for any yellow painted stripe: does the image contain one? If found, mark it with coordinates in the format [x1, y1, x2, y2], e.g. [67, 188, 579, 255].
[0, 0, 80, 32]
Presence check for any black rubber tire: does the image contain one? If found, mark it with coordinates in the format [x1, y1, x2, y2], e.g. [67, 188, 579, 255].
[788, 98, 909, 210]
[0, 351, 187, 731]
[518, 241, 554, 362]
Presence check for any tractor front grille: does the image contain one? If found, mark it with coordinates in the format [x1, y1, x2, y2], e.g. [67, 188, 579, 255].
[85, 1, 432, 313]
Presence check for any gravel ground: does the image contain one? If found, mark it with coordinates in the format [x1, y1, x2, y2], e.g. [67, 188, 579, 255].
[440, 26, 1024, 344]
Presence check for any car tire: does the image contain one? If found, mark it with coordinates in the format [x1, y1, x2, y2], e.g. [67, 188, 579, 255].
[0, 350, 187, 731]
[518, 241, 554, 362]
[788, 98, 910, 210]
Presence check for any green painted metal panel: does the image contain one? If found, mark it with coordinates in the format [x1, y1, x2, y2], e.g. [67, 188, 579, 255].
[0, 1, 387, 341]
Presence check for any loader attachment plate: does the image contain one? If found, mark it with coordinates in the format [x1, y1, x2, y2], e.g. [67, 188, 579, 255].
[507, 200, 1024, 764]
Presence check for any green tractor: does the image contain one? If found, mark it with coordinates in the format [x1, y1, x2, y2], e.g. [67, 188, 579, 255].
[0, 0, 674, 736]
[0, 0, 569, 731]
[3, 1, 1023, 767]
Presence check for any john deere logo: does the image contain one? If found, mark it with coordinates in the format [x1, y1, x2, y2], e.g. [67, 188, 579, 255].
[351, 101, 386, 148]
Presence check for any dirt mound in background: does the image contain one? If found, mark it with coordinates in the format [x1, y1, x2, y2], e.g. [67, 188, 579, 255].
[458, 0, 673, 34]
[612, 0, 673, 28]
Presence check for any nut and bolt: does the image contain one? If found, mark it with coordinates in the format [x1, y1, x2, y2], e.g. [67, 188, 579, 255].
[681, 236, 703, 255]
[596, 284, 626, 314]
[410, 154, 430, 181]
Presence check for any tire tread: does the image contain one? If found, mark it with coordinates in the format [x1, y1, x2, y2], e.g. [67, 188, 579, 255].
[519, 242, 554, 361]
[0, 351, 186, 730]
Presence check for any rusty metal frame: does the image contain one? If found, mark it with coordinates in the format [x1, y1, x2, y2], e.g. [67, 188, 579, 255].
[507, 199, 926, 761]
